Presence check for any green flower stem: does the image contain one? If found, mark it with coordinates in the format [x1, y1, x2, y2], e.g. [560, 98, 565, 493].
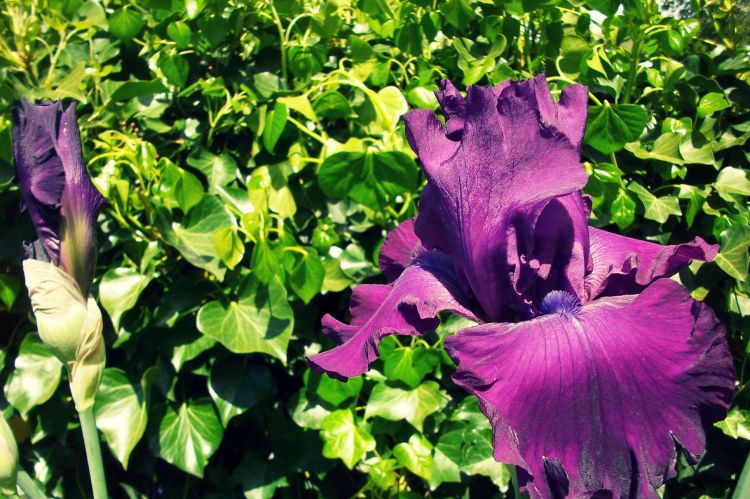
[733, 449, 750, 499]
[510, 466, 529, 499]
[16, 469, 47, 499]
[78, 408, 108, 499]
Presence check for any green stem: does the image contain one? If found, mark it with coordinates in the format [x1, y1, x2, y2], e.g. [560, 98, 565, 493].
[733, 449, 750, 499]
[16, 470, 47, 499]
[510, 466, 529, 498]
[78, 408, 108, 499]
[622, 32, 642, 105]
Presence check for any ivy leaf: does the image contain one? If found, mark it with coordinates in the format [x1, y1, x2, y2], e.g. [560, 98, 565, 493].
[289, 250, 325, 304]
[584, 103, 649, 155]
[320, 409, 375, 469]
[187, 148, 238, 190]
[108, 8, 144, 41]
[196, 276, 294, 362]
[167, 21, 192, 49]
[318, 151, 418, 210]
[365, 381, 449, 431]
[156, 195, 237, 280]
[231, 453, 290, 498]
[715, 167, 750, 199]
[4, 334, 62, 417]
[289, 389, 331, 430]
[379, 337, 438, 388]
[251, 239, 281, 284]
[208, 360, 274, 427]
[158, 160, 205, 212]
[610, 189, 636, 230]
[305, 370, 363, 407]
[697, 92, 730, 118]
[627, 182, 682, 223]
[715, 407, 750, 440]
[714, 226, 750, 281]
[393, 434, 433, 482]
[94, 368, 152, 469]
[157, 399, 224, 477]
[263, 102, 288, 153]
[99, 268, 150, 331]
[159, 53, 189, 87]
[625, 133, 684, 164]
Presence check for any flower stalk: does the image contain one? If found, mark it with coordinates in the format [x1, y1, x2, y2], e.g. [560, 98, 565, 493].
[79, 408, 108, 499]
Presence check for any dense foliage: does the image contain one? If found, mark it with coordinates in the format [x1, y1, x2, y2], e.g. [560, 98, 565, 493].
[0, 0, 748, 497]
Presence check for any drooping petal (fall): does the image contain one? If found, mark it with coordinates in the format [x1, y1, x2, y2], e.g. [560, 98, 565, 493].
[12, 101, 66, 262]
[405, 78, 588, 321]
[444, 279, 734, 499]
[378, 217, 425, 282]
[585, 227, 718, 300]
[308, 252, 478, 380]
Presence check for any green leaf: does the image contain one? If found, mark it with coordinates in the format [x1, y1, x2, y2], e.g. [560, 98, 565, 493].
[157, 399, 224, 477]
[716, 407, 750, 440]
[0, 274, 20, 310]
[208, 360, 274, 427]
[379, 337, 438, 388]
[610, 189, 636, 230]
[306, 370, 363, 407]
[714, 226, 750, 281]
[196, 276, 294, 362]
[108, 7, 144, 41]
[625, 133, 684, 164]
[365, 381, 448, 431]
[263, 102, 288, 153]
[167, 21, 192, 49]
[443, 0, 476, 30]
[584, 103, 649, 154]
[716, 167, 750, 198]
[320, 409, 375, 469]
[157, 195, 237, 280]
[187, 148, 238, 190]
[314, 91, 353, 120]
[94, 368, 149, 469]
[393, 434, 433, 482]
[213, 226, 244, 270]
[367, 458, 398, 490]
[251, 239, 281, 283]
[159, 53, 189, 87]
[4, 334, 62, 417]
[678, 131, 715, 165]
[697, 92, 730, 118]
[277, 95, 317, 122]
[318, 151, 418, 210]
[99, 268, 150, 331]
[289, 389, 331, 430]
[247, 164, 297, 218]
[373, 86, 408, 131]
[289, 251, 325, 303]
[109, 80, 166, 102]
[627, 182, 681, 223]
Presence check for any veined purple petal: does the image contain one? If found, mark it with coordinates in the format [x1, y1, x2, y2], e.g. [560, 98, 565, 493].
[585, 228, 719, 300]
[405, 78, 588, 321]
[445, 279, 734, 499]
[308, 252, 478, 380]
[378, 218, 425, 282]
[13, 101, 105, 295]
[12, 101, 66, 263]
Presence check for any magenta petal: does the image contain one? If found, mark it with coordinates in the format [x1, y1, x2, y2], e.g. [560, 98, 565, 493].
[309, 252, 478, 380]
[445, 279, 734, 499]
[378, 218, 426, 282]
[585, 228, 719, 300]
[12, 101, 66, 263]
[404, 79, 588, 321]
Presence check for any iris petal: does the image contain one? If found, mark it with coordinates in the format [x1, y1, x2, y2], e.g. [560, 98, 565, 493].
[444, 278, 734, 499]
[585, 227, 718, 300]
[378, 218, 425, 282]
[404, 78, 588, 321]
[308, 252, 478, 380]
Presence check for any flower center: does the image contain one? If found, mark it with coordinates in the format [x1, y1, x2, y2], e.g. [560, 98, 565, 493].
[539, 290, 581, 316]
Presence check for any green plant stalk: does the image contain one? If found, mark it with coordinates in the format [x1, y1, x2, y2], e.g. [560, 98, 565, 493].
[78, 408, 108, 499]
[16, 469, 47, 499]
[733, 449, 750, 499]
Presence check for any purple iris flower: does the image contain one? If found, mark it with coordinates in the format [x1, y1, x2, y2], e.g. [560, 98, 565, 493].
[308, 76, 735, 497]
[12, 100, 105, 295]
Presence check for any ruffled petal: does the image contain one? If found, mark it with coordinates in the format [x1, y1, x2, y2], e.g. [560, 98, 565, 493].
[444, 279, 734, 499]
[585, 228, 719, 300]
[309, 252, 478, 380]
[378, 218, 425, 282]
[12, 100, 66, 262]
[405, 78, 588, 321]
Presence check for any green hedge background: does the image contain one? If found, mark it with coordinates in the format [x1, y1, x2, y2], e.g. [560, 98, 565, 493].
[0, 0, 748, 497]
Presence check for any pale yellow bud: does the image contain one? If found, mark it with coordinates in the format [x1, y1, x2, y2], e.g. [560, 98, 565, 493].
[22, 260, 105, 412]
[0, 414, 18, 495]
